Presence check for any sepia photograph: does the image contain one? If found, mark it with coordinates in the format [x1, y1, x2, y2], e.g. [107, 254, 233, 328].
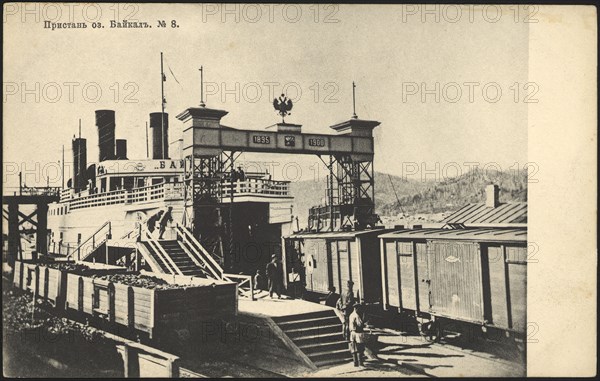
[2, 3, 596, 378]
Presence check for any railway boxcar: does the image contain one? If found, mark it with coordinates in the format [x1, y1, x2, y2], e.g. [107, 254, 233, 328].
[284, 229, 390, 303]
[379, 227, 527, 338]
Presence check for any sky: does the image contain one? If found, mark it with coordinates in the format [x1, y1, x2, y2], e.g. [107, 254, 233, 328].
[3, 4, 529, 188]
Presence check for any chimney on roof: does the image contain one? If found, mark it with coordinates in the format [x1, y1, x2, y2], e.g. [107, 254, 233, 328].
[486, 184, 500, 208]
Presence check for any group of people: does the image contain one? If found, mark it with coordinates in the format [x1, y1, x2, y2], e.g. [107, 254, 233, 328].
[253, 254, 284, 298]
[336, 280, 369, 368]
[231, 166, 246, 182]
[253, 257, 307, 300]
[146, 206, 173, 239]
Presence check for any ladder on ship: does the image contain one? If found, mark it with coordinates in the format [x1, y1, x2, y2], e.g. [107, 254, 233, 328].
[68, 221, 112, 262]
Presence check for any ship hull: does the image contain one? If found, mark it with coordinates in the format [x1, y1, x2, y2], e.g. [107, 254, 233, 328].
[47, 199, 184, 251]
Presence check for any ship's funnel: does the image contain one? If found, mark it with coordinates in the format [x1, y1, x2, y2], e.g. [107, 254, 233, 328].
[115, 139, 128, 160]
[95, 110, 116, 162]
[150, 112, 169, 159]
[72, 137, 87, 190]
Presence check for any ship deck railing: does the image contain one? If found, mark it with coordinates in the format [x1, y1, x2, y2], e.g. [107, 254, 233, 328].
[67, 182, 184, 210]
[64, 178, 290, 210]
[220, 178, 290, 198]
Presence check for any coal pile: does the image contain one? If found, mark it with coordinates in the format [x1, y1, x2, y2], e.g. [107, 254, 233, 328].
[3, 279, 123, 378]
[92, 273, 185, 290]
[3, 285, 102, 342]
[42, 262, 93, 274]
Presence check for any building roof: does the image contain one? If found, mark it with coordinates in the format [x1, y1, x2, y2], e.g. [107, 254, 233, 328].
[286, 228, 391, 239]
[443, 202, 527, 225]
[379, 227, 527, 243]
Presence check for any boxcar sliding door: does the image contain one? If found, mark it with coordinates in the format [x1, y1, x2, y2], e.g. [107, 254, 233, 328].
[505, 246, 527, 333]
[305, 239, 329, 293]
[415, 242, 431, 314]
[397, 241, 417, 311]
[383, 240, 400, 308]
[338, 240, 351, 290]
[485, 244, 527, 333]
[428, 240, 485, 323]
[329, 240, 340, 293]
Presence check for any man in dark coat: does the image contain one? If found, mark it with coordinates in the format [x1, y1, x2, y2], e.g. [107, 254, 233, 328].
[266, 255, 283, 298]
[158, 206, 173, 239]
[147, 210, 164, 235]
[324, 286, 339, 308]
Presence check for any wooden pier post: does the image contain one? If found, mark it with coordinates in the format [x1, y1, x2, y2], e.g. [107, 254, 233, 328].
[7, 202, 19, 268]
[35, 202, 48, 255]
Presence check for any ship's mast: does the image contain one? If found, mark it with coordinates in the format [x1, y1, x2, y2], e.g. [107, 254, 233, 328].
[160, 52, 166, 159]
[61, 145, 65, 189]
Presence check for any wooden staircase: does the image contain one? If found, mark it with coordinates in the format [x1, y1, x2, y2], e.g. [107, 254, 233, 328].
[135, 224, 255, 299]
[273, 309, 352, 368]
[145, 240, 206, 277]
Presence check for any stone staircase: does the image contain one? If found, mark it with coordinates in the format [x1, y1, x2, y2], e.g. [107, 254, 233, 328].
[273, 309, 352, 368]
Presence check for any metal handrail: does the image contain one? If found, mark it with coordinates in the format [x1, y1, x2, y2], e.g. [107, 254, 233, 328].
[120, 226, 140, 240]
[5, 186, 61, 197]
[141, 226, 183, 276]
[68, 221, 111, 261]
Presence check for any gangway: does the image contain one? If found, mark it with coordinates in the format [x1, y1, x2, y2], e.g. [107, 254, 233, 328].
[111, 223, 256, 299]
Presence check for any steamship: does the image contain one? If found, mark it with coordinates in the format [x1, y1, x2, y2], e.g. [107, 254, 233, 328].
[47, 108, 294, 262]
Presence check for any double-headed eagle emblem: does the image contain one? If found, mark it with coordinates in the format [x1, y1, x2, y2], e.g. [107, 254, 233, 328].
[273, 93, 293, 123]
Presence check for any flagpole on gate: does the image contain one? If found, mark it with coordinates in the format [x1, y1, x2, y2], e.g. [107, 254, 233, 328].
[199, 66, 205, 107]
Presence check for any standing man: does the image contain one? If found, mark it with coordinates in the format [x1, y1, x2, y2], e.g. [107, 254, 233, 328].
[253, 269, 264, 291]
[266, 254, 282, 299]
[349, 303, 366, 367]
[158, 206, 173, 239]
[336, 280, 356, 341]
[237, 166, 245, 181]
